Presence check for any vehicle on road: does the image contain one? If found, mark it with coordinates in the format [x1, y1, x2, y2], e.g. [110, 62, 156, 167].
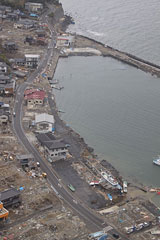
[65, 144, 71, 147]
[42, 172, 47, 178]
[112, 233, 120, 239]
[13, 112, 16, 117]
[73, 199, 77, 204]
[68, 184, 75, 192]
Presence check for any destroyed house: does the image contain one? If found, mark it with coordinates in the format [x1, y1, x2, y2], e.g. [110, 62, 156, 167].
[36, 29, 46, 37]
[0, 108, 9, 124]
[16, 153, 34, 167]
[25, 2, 43, 12]
[0, 102, 10, 113]
[0, 62, 7, 73]
[4, 41, 18, 51]
[25, 54, 40, 68]
[56, 35, 74, 48]
[0, 188, 21, 208]
[36, 133, 68, 159]
[0, 6, 11, 13]
[7, 13, 18, 21]
[0, 76, 15, 96]
[15, 58, 26, 66]
[24, 88, 45, 106]
[35, 113, 54, 133]
[14, 20, 35, 29]
[0, 74, 10, 83]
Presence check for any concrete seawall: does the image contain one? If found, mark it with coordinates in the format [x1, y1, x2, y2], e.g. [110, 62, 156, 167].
[74, 34, 160, 77]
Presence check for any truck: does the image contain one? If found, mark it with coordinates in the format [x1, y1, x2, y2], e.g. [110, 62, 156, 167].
[68, 184, 75, 192]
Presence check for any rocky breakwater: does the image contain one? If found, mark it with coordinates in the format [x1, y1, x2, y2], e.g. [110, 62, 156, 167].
[74, 35, 160, 77]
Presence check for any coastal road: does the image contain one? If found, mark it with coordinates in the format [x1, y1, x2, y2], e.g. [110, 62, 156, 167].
[13, 86, 106, 231]
[12, 21, 106, 233]
[12, 13, 129, 240]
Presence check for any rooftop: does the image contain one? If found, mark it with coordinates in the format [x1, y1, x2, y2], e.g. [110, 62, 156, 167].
[36, 132, 56, 143]
[0, 75, 10, 81]
[25, 54, 40, 59]
[0, 188, 20, 202]
[35, 113, 54, 124]
[0, 108, 9, 116]
[0, 62, 7, 67]
[24, 89, 45, 100]
[16, 153, 34, 161]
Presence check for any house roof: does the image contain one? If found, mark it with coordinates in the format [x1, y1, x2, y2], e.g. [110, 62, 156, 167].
[24, 89, 45, 100]
[16, 153, 34, 160]
[13, 71, 26, 77]
[36, 132, 56, 143]
[0, 188, 20, 202]
[0, 108, 9, 116]
[25, 2, 43, 6]
[25, 54, 40, 59]
[44, 140, 66, 150]
[36, 133, 67, 150]
[0, 75, 10, 81]
[0, 62, 7, 67]
[35, 113, 54, 124]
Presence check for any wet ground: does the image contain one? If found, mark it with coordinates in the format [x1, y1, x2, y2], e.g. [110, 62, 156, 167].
[52, 158, 107, 209]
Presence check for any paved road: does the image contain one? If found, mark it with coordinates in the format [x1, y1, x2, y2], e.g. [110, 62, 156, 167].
[12, 13, 129, 239]
[12, 20, 105, 234]
[13, 86, 105, 232]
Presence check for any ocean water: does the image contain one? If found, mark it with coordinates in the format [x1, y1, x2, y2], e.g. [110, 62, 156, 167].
[60, 0, 160, 64]
[54, 57, 160, 188]
[55, 1, 160, 205]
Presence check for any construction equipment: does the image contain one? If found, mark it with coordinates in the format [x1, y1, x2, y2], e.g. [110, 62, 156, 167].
[0, 201, 9, 221]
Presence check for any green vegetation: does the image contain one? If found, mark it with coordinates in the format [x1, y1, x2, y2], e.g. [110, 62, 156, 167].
[0, 53, 10, 65]
[0, 40, 10, 65]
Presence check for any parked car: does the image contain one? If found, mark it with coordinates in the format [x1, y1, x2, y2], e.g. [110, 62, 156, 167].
[112, 233, 120, 239]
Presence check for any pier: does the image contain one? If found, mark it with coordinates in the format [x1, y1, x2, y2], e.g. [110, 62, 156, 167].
[70, 34, 160, 77]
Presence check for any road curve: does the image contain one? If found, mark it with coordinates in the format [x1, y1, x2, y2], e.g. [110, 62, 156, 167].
[12, 43, 106, 235]
[12, 15, 129, 239]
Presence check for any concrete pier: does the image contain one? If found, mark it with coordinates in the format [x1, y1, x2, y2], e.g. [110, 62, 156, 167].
[74, 35, 160, 77]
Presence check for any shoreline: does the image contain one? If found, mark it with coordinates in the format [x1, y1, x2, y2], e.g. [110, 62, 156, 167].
[45, 3, 159, 208]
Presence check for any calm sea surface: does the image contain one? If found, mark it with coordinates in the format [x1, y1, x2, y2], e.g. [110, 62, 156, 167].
[54, 57, 160, 188]
[55, 1, 160, 204]
[61, 0, 160, 64]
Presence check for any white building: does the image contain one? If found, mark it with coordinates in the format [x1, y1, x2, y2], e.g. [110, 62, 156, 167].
[56, 35, 75, 48]
[14, 20, 34, 29]
[0, 109, 9, 124]
[35, 113, 54, 133]
[25, 2, 43, 12]
[25, 54, 40, 68]
[0, 62, 7, 73]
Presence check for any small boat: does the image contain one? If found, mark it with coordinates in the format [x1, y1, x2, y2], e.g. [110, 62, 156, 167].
[58, 110, 65, 113]
[51, 85, 64, 90]
[89, 180, 100, 186]
[101, 171, 118, 186]
[123, 181, 128, 193]
[153, 157, 160, 166]
[49, 79, 59, 84]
